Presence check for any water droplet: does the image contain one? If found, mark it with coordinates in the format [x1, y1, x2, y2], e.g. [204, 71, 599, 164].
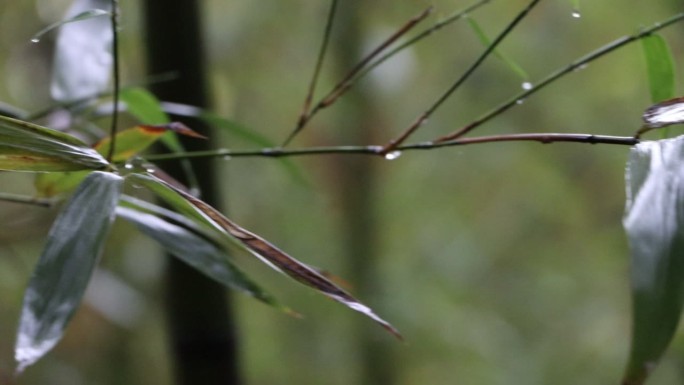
[384, 151, 402, 160]
[30, 38, 40, 43]
[222, 155, 232, 161]
[521, 82, 533, 90]
[516, 99, 525, 105]
[145, 168, 156, 174]
[124, 163, 134, 170]
[571, 10, 581, 18]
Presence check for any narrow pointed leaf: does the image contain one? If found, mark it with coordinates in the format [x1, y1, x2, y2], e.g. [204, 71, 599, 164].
[0, 115, 108, 172]
[15, 171, 123, 372]
[622, 136, 684, 384]
[120, 87, 170, 125]
[94, 122, 205, 163]
[116, 202, 286, 310]
[31, 9, 110, 43]
[128, 173, 400, 338]
[120, 89, 201, 193]
[51, 0, 112, 102]
[642, 33, 676, 104]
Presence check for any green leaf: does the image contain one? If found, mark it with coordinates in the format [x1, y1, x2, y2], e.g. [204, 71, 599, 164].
[622, 136, 684, 384]
[0, 115, 108, 172]
[117, 199, 286, 310]
[15, 171, 123, 372]
[128, 173, 401, 339]
[31, 9, 110, 44]
[94, 122, 205, 163]
[120, 87, 170, 125]
[467, 17, 528, 82]
[642, 33, 676, 104]
[34, 171, 91, 198]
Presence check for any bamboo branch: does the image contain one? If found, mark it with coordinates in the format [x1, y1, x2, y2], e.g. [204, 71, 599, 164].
[284, 6, 434, 144]
[106, 0, 120, 163]
[435, 11, 684, 143]
[380, 0, 543, 154]
[145, 132, 639, 162]
[284, 0, 339, 147]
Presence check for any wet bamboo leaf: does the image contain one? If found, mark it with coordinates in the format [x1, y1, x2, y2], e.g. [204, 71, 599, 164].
[34, 171, 91, 198]
[118, 88, 201, 193]
[94, 122, 205, 163]
[51, 0, 112, 102]
[15, 171, 123, 372]
[31, 9, 110, 43]
[120, 87, 169, 125]
[622, 136, 684, 384]
[116, 200, 286, 310]
[642, 34, 676, 104]
[0, 115, 108, 172]
[128, 173, 401, 338]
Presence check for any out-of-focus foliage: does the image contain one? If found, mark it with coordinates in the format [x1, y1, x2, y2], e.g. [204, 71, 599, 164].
[0, 1, 683, 384]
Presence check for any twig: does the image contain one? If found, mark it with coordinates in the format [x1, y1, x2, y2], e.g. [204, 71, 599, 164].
[285, 6, 434, 144]
[436, 11, 684, 143]
[145, 132, 639, 162]
[354, 0, 493, 92]
[106, 0, 120, 163]
[284, 0, 339, 147]
[380, 0, 543, 154]
[0, 193, 54, 208]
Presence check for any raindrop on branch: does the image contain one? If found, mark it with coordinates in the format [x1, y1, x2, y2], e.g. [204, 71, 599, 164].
[516, 99, 526, 105]
[384, 151, 402, 160]
[521, 82, 533, 90]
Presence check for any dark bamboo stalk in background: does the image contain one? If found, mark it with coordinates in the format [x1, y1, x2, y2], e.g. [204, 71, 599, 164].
[333, 4, 398, 385]
[142, 1, 241, 384]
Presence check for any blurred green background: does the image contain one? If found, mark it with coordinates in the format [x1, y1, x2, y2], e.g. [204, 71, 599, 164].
[1, 0, 684, 384]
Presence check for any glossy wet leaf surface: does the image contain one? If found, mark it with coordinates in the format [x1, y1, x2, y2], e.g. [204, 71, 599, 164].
[15, 171, 123, 372]
[117, 198, 286, 310]
[622, 135, 684, 384]
[127, 173, 401, 339]
[0, 115, 108, 172]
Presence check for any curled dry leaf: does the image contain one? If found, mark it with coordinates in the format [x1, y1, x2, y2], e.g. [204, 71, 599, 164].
[135, 173, 401, 339]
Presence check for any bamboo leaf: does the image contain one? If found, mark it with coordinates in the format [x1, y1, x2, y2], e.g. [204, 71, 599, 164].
[0, 115, 108, 172]
[15, 171, 123, 372]
[120, 87, 170, 125]
[94, 122, 205, 163]
[51, 0, 113, 102]
[31, 9, 110, 43]
[622, 136, 684, 384]
[116, 200, 287, 311]
[642, 33, 676, 104]
[128, 173, 401, 339]
[34, 171, 91, 198]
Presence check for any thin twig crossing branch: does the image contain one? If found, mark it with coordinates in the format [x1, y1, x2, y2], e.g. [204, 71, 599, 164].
[380, 0, 543, 154]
